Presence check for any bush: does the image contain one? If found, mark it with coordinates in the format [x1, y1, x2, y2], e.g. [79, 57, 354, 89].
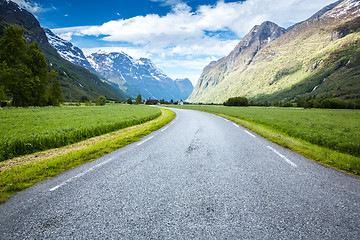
[95, 96, 106, 106]
[224, 97, 248, 106]
[85, 100, 93, 106]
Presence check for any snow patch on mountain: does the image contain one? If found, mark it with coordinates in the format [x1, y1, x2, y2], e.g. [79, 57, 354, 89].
[44, 28, 95, 71]
[323, 0, 360, 18]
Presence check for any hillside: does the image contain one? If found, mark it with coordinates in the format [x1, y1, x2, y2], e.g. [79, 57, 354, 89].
[188, 0, 360, 104]
[0, 0, 125, 102]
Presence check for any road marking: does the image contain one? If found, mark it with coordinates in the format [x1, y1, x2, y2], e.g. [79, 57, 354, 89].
[267, 146, 298, 167]
[244, 130, 256, 138]
[170, 117, 177, 125]
[49, 157, 114, 191]
[161, 126, 169, 132]
[232, 123, 239, 128]
[224, 119, 230, 122]
[137, 136, 154, 146]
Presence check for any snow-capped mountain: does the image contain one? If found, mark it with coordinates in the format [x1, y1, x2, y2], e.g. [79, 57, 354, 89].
[87, 51, 193, 100]
[42, 28, 193, 100]
[44, 28, 95, 71]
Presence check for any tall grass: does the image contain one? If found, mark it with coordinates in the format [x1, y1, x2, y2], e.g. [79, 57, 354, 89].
[0, 104, 161, 161]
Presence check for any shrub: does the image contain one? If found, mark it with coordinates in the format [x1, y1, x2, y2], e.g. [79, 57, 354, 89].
[95, 96, 106, 106]
[224, 97, 248, 106]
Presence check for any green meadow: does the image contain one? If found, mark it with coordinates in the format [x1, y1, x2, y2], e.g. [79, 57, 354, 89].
[0, 104, 161, 161]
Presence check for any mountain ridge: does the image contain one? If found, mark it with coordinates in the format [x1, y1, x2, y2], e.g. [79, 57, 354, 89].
[188, 0, 360, 104]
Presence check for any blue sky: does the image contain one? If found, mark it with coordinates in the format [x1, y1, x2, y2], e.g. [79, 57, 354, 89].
[13, 0, 336, 85]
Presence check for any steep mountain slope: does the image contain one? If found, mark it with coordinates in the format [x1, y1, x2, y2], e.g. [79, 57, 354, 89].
[174, 78, 194, 101]
[44, 28, 95, 72]
[188, 0, 360, 104]
[0, 0, 124, 102]
[87, 51, 193, 100]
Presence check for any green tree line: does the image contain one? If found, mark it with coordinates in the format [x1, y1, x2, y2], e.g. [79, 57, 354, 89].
[0, 25, 63, 107]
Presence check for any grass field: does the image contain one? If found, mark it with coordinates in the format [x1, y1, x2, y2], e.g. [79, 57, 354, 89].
[0, 108, 175, 203]
[172, 105, 360, 175]
[0, 104, 161, 161]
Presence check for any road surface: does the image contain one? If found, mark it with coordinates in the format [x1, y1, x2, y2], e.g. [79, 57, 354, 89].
[0, 108, 359, 239]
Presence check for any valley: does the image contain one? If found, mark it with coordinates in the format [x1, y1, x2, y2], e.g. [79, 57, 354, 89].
[0, 0, 359, 238]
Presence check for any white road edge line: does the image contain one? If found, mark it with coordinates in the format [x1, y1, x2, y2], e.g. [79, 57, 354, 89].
[244, 130, 256, 138]
[137, 136, 154, 146]
[161, 126, 169, 132]
[49, 157, 114, 192]
[267, 146, 298, 167]
[170, 117, 177, 125]
[232, 123, 239, 128]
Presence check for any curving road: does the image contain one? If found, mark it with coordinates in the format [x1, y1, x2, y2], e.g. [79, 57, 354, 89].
[0, 108, 359, 239]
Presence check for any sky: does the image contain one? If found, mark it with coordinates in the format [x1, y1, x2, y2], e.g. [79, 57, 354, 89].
[13, 0, 337, 85]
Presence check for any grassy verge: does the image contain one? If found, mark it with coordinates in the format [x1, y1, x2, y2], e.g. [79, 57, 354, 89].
[0, 108, 175, 203]
[171, 105, 360, 176]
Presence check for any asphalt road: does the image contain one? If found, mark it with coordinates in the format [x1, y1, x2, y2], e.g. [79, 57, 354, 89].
[0, 108, 359, 239]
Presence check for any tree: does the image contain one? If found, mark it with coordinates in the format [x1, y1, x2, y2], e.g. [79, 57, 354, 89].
[80, 95, 90, 103]
[95, 95, 106, 106]
[223, 97, 248, 106]
[0, 25, 63, 107]
[127, 97, 133, 104]
[135, 94, 142, 104]
[47, 70, 63, 106]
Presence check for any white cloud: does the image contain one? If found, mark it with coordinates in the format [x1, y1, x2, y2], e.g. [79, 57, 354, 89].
[52, 0, 336, 46]
[12, 0, 45, 13]
[53, 0, 336, 82]
[82, 47, 151, 59]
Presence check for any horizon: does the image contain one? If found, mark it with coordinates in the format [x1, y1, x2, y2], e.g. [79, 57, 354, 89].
[13, 0, 337, 85]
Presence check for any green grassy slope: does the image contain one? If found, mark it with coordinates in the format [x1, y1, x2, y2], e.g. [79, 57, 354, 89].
[188, 16, 360, 104]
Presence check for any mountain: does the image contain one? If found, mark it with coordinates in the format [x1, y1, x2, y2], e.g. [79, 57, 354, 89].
[87, 51, 193, 101]
[43, 28, 193, 101]
[174, 78, 194, 101]
[44, 28, 95, 72]
[188, 0, 360, 104]
[0, 0, 125, 102]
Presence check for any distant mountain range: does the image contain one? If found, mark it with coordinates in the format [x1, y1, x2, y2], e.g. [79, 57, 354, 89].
[86, 51, 193, 100]
[188, 0, 360, 103]
[45, 29, 193, 101]
[0, 0, 125, 102]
